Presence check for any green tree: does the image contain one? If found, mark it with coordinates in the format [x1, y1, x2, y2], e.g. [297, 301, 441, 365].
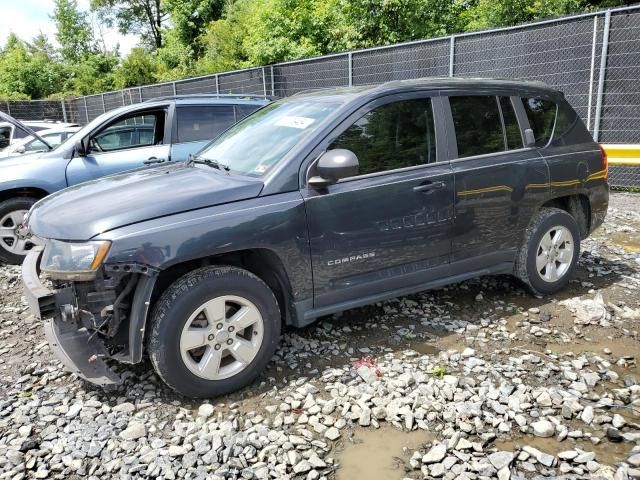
[90, 0, 166, 48]
[52, 0, 94, 62]
[164, 0, 226, 57]
[114, 48, 159, 88]
[0, 34, 66, 99]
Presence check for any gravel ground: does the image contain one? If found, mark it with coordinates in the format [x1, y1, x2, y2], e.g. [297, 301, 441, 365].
[0, 192, 639, 480]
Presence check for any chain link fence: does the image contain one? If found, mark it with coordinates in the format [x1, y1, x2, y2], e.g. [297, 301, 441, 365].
[1, 5, 639, 187]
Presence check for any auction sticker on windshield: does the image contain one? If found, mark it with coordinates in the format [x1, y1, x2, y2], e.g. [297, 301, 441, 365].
[274, 116, 316, 129]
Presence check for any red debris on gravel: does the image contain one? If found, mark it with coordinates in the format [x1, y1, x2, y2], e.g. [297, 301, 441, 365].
[352, 356, 383, 377]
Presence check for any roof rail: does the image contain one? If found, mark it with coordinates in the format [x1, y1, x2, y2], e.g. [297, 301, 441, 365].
[143, 94, 274, 103]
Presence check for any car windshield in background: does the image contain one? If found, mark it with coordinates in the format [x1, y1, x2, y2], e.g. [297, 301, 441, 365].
[197, 100, 340, 177]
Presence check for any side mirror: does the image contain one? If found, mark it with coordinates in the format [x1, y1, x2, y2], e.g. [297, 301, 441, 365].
[308, 149, 359, 188]
[74, 139, 88, 157]
[16, 145, 26, 154]
[524, 128, 536, 147]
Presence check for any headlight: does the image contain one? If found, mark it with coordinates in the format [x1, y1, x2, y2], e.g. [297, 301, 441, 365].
[41, 240, 111, 280]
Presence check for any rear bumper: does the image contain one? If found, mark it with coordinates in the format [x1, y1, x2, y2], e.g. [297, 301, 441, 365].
[22, 248, 122, 386]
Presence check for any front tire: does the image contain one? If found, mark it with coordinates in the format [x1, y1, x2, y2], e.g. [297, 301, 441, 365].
[0, 197, 39, 265]
[148, 266, 281, 398]
[515, 207, 581, 295]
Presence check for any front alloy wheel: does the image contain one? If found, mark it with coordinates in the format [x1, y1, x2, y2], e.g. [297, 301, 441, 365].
[148, 266, 281, 398]
[180, 295, 264, 381]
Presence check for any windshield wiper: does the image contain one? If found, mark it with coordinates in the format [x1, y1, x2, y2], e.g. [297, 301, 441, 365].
[188, 154, 230, 172]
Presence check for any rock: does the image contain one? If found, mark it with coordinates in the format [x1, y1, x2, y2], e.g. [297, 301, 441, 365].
[523, 446, 555, 467]
[489, 451, 514, 470]
[293, 460, 312, 474]
[607, 428, 624, 443]
[628, 454, 640, 468]
[575, 451, 596, 464]
[113, 402, 135, 413]
[581, 405, 594, 424]
[119, 421, 146, 440]
[65, 403, 82, 418]
[532, 419, 555, 437]
[325, 427, 340, 441]
[168, 445, 187, 457]
[422, 444, 447, 464]
[198, 403, 215, 418]
[612, 414, 626, 429]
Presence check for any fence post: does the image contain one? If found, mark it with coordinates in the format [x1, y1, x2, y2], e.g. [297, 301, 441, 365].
[83, 97, 89, 123]
[172, 82, 177, 96]
[101, 93, 106, 113]
[121, 90, 126, 106]
[270, 66, 275, 96]
[449, 36, 456, 77]
[6, 101, 11, 116]
[348, 52, 353, 87]
[586, 15, 598, 132]
[593, 10, 611, 143]
[262, 67, 267, 96]
[215, 75, 220, 95]
[138, 87, 142, 102]
[61, 99, 68, 123]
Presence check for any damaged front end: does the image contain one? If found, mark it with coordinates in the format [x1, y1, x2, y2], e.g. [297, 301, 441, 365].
[22, 246, 157, 386]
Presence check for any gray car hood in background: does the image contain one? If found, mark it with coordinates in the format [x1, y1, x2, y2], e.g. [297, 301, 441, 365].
[27, 163, 264, 240]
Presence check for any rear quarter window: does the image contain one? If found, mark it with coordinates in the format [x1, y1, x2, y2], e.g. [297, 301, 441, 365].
[176, 106, 236, 143]
[522, 98, 556, 147]
[551, 102, 594, 147]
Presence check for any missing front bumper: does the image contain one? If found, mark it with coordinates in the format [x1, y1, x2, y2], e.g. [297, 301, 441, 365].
[22, 247, 122, 386]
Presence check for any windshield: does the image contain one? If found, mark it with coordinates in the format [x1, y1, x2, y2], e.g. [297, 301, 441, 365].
[197, 100, 340, 176]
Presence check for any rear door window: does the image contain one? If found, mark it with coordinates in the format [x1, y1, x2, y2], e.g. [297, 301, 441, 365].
[522, 98, 556, 147]
[450, 96, 505, 158]
[176, 106, 236, 143]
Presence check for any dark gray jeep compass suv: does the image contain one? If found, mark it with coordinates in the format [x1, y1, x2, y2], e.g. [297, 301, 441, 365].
[22, 78, 608, 398]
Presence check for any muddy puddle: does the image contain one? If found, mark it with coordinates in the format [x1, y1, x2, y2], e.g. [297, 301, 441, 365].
[335, 427, 433, 480]
[494, 433, 633, 465]
[609, 231, 640, 253]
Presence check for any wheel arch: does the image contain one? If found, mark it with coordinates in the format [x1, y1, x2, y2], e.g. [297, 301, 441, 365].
[152, 248, 297, 327]
[0, 187, 50, 204]
[540, 193, 591, 239]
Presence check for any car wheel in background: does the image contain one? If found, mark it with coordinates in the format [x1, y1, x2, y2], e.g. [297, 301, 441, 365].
[515, 207, 581, 295]
[148, 266, 281, 398]
[0, 197, 39, 265]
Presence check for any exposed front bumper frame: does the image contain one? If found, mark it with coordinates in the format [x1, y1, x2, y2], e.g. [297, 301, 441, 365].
[22, 247, 122, 386]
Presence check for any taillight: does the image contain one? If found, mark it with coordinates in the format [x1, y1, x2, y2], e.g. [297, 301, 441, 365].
[599, 145, 608, 177]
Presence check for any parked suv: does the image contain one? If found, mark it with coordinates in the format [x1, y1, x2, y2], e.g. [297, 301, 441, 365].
[22, 78, 608, 398]
[0, 95, 269, 264]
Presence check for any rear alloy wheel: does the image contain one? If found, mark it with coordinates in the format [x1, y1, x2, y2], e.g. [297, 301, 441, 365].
[148, 266, 281, 398]
[0, 197, 40, 265]
[515, 207, 581, 295]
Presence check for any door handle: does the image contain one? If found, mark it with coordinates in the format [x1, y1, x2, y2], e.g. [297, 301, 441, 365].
[413, 181, 445, 193]
[143, 157, 166, 165]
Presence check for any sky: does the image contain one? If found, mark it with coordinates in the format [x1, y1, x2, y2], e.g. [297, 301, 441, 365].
[0, 0, 138, 55]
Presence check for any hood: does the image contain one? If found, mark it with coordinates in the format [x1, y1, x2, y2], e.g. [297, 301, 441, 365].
[0, 151, 45, 165]
[28, 163, 264, 240]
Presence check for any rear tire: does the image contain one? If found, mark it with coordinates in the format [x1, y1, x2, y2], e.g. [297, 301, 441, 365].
[148, 266, 281, 398]
[515, 207, 580, 295]
[0, 197, 38, 265]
